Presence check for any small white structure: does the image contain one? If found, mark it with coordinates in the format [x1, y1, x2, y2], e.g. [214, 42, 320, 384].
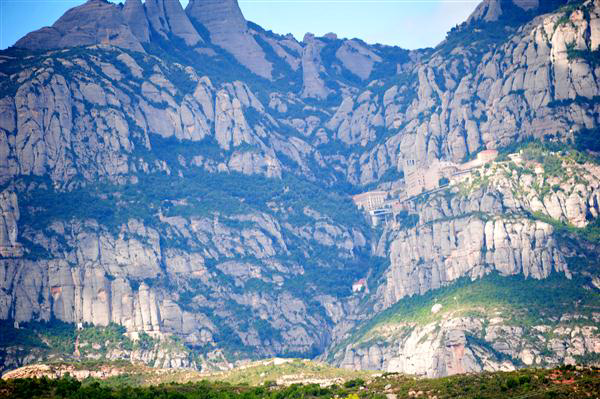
[352, 278, 367, 293]
[431, 303, 443, 314]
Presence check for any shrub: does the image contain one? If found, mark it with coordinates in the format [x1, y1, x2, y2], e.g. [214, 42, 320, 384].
[343, 378, 365, 388]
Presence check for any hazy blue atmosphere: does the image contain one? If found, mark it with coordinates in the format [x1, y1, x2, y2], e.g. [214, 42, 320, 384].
[1, 0, 479, 50]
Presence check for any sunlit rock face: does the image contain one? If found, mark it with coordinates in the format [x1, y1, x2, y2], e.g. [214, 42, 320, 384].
[145, 0, 203, 46]
[123, 0, 150, 43]
[15, 0, 145, 52]
[186, 0, 272, 79]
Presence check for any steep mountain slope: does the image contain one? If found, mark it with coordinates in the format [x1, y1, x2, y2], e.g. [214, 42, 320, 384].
[1, 0, 600, 375]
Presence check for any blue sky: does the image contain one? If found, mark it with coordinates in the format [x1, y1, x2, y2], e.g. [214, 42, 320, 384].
[0, 0, 479, 50]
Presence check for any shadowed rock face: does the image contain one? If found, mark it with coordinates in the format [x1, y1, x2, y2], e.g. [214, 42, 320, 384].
[513, 0, 540, 10]
[335, 40, 382, 80]
[185, 0, 272, 79]
[15, 0, 145, 52]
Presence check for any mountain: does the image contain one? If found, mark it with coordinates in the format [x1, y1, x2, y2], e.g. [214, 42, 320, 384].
[1, 0, 600, 377]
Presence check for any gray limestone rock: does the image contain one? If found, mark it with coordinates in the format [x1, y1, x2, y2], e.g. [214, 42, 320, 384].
[0, 189, 22, 258]
[332, 312, 600, 377]
[301, 34, 330, 99]
[145, 0, 202, 47]
[467, 0, 541, 24]
[15, 0, 144, 52]
[335, 40, 382, 80]
[123, 0, 150, 43]
[3, 0, 600, 378]
[214, 90, 254, 150]
[186, 0, 272, 78]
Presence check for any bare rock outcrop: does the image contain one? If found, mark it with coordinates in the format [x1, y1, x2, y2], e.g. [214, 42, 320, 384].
[376, 153, 600, 309]
[301, 34, 330, 99]
[343, 0, 600, 185]
[467, 0, 540, 24]
[186, 0, 272, 79]
[380, 217, 567, 308]
[123, 0, 150, 43]
[0, 189, 22, 258]
[336, 314, 600, 377]
[15, 0, 145, 52]
[0, 51, 287, 185]
[145, 0, 202, 47]
[326, 91, 384, 146]
[4, 0, 600, 378]
[335, 40, 382, 80]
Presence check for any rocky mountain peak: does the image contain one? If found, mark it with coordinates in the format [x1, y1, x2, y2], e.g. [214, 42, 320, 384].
[185, 0, 273, 79]
[145, 0, 203, 46]
[123, 0, 150, 43]
[13, 0, 279, 80]
[14, 0, 203, 52]
[15, 0, 145, 52]
[466, 0, 560, 24]
[186, 0, 248, 34]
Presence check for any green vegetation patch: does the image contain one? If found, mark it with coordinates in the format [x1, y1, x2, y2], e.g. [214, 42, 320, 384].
[369, 366, 600, 399]
[532, 210, 600, 244]
[0, 320, 76, 356]
[17, 165, 364, 239]
[77, 323, 135, 355]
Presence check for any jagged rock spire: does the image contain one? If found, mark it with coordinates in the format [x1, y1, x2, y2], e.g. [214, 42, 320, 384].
[186, 0, 248, 35]
[15, 0, 204, 51]
[145, 0, 202, 46]
[123, 0, 150, 43]
[186, 0, 272, 79]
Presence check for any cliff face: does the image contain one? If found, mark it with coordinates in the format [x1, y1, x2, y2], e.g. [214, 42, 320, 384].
[335, 310, 600, 378]
[0, 51, 287, 186]
[0, 175, 368, 366]
[185, 0, 272, 79]
[2, 0, 600, 375]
